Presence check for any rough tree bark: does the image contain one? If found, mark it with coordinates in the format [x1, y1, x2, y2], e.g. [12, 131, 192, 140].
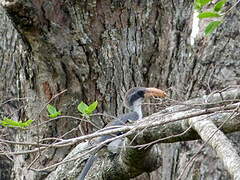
[0, 0, 240, 180]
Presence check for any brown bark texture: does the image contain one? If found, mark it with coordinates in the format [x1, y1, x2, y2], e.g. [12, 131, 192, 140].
[0, 0, 240, 179]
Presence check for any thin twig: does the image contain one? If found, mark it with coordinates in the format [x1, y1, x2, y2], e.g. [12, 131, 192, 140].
[223, 0, 240, 15]
[1, 102, 240, 156]
[30, 89, 67, 168]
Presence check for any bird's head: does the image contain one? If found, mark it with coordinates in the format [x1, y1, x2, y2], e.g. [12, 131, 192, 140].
[124, 87, 167, 110]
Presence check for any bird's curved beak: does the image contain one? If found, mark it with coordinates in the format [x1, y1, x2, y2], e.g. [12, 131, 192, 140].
[144, 88, 167, 98]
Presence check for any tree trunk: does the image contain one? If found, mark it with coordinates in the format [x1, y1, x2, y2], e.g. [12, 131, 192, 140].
[0, 0, 239, 179]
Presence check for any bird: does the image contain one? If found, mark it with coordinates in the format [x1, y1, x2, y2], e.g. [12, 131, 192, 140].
[77, 87, 167, 180]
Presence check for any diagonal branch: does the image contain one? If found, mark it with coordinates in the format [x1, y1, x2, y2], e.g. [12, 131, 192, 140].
[43, 87, 240, 179]
[187, 113, 240, 179]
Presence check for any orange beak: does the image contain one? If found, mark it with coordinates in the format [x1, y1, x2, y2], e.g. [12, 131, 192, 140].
[144, 88, 167, 98]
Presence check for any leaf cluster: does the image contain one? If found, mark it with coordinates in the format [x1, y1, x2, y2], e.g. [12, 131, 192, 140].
[194, 0, 228, 35]
[47, 104, 61, 118]
[77, 101, 98, 117]
[0, 117, 33, 129]
[0, 100, 98, 129]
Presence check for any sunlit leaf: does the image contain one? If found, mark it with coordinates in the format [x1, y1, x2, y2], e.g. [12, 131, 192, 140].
[47, 104, 61, 118]
[77, 101, 89, 114]
[214, 0, 227, 12]
[0, 117, 33, 128]
[47, 104, 58, 114]
[205, 21, 222, 35]
[20, 120, 33, 128]
[2, 117, 19, 127]
[24, 120, 33, 126]
[194, 0, 203, 10]
[48, 111, 61, 118]
[85, 101, 98, 115]
[198, 11, 221, 18]
[199, 0, 213, 6]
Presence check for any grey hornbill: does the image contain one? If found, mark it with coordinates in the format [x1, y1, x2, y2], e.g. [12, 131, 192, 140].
[78, 87, 167, 180]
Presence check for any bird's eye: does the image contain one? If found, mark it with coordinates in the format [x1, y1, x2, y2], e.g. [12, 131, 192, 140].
[137, 90, 145, 98]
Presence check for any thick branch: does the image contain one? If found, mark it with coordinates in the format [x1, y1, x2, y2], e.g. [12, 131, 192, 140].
[189, 116, 240, 179]
[47, 87, 240, 179]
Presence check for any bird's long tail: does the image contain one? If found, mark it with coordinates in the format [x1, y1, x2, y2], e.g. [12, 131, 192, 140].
[77, 154, 97, 180]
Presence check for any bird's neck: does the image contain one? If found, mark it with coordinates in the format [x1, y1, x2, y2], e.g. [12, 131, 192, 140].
[132, 104, 143, 119]
[133, 105, 142, 119]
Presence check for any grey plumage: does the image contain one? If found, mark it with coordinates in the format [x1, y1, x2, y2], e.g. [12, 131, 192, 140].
[77, 87, 167, 179]
[77, 111, 139, 180]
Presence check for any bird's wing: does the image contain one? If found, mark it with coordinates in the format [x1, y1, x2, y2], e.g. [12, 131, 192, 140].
[111, 111, 139, 125]
[101, 111, 140, 152]
[99, 111, 139, 141]
[78, 111, 139, 180]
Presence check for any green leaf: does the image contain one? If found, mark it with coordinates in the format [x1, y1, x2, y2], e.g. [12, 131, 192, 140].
[194, 0, 214, 10]
[198, 11, 221, 18]
[22, 120, 33, 127]
[205, 21, 222, 35]
[199, 0, 213, 6]
[194, 0, 203, 10]
[0, 118, 33, 128]
[214, 0, 227, 12]
[47, 104, 61, 118]
[77, 101, 89, 115]
[19, 120, 33, 128]
[48, 111, 61, 118]
[47, 104, 58, 114]
[85, 101, 98, 115]
[1, 117, 19, 127]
